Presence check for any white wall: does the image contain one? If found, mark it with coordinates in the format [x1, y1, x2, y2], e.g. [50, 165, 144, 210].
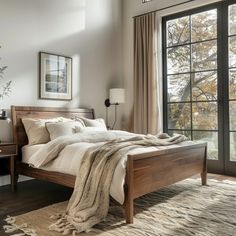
[122, 0, 220, 130]
[0, 0, 123, 185]
[0, 0, 123, 120]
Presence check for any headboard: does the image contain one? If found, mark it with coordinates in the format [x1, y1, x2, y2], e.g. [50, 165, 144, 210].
[11, 105, 95, 157]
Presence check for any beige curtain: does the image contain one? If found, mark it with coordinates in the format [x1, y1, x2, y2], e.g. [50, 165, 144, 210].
[133, 12, 158, 134]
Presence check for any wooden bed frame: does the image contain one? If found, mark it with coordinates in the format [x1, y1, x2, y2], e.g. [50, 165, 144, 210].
[11, 105, 207, 224]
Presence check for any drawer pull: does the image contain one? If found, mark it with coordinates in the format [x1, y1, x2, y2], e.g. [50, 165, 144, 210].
[0, 149, 2, 153]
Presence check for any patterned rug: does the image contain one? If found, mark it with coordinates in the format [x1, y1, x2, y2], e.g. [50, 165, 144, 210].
[3, 178, 236, 236]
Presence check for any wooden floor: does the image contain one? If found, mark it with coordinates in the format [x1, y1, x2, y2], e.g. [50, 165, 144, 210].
[0, 179, 73, 236]
[0, 174, 235, 235]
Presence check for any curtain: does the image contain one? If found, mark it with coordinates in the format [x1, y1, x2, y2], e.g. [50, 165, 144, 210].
[133, 12, 159, 134]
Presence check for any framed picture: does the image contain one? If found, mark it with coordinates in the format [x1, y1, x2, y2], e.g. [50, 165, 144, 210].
[39, 52, 72, 100]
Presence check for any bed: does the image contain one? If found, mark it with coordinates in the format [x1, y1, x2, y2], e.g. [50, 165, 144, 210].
[11, 105, 207, 224]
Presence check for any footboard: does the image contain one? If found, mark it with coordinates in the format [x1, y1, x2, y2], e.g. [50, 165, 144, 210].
[124, 142, 207, 223]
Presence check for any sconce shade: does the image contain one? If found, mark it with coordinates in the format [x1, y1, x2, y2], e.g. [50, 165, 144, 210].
[109, 88, 125, 104]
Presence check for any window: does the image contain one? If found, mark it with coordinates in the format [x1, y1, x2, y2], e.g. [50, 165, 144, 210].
[162, 1, 236, 175]
[228, 4, 236, 162]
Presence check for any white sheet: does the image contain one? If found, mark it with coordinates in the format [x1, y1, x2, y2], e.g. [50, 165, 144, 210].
[22, 144, 44, 163]
[22, 138, 196, 204]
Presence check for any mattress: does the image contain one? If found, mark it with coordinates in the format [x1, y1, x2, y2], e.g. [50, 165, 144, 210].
[22, 140, 196, 204]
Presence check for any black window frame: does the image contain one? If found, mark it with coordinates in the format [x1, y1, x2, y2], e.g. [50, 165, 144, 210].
[162, 1, 236, 174]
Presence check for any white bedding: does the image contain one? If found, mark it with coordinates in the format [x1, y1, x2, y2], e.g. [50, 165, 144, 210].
[22, 132, 196, 204]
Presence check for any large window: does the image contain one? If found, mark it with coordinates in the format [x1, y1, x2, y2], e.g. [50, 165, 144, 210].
[228, 4, 236, 162]
[163, 1, 236, 175]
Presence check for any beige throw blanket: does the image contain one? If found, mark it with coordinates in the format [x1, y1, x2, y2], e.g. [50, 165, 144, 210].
[47, 134, 187, 235]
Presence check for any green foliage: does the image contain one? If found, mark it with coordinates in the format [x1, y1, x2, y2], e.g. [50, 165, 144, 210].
[0, 47, 11, 100]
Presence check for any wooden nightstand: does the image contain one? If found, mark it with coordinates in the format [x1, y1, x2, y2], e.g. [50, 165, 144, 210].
[0, 143, 17, 192]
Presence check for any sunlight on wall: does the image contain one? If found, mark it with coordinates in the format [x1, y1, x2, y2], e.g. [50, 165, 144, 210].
[39, 0, 86, 43]
[69, 54, 81, 108]
[0, 0, 123, 123]
[88, 0, 112, 28]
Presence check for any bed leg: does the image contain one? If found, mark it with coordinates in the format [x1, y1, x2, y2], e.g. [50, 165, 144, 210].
[201, 171, 207, 186]
[124, 155, 134, 224]
[10, 156, 18, 192]
[201, 145, 207, 186]
[124, 196, 134, 224]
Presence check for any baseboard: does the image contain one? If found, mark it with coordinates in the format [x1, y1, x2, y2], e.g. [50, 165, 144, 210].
[0, 175, 32, 186]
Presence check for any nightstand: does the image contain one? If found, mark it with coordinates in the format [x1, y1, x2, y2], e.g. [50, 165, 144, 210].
[0, 143, 17, 192]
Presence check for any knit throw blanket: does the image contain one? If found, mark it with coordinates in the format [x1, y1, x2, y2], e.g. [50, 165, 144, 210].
[47, 134, 187, 235]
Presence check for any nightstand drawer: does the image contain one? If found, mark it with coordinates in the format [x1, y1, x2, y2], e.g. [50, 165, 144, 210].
[0, 144, 17, 156]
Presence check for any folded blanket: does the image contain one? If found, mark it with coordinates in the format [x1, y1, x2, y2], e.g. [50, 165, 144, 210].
[47, 134, 187, 235]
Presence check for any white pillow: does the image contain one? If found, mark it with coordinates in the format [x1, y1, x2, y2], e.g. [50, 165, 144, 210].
[75, 126, 107, 133]
[22, 117, 72, 145]
[78, 117, 107, 129]
[46, 121, 84, 140]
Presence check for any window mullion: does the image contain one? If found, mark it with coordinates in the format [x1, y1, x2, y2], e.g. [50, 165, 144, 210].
[189, 15, 193, 140]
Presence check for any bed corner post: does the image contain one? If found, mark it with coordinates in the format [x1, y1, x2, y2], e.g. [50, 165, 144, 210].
[11, 106, 17, 144]
[201, 144, 208, 186]
[11, 105, 19, 191]
[124, 154, 134, 224]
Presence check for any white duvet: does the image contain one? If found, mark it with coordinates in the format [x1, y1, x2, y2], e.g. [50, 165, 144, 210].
[22, 130, 195, 204]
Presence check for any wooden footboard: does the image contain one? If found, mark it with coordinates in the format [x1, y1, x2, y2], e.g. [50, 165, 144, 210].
[15, 142, 207, 224]
[124, 142, 207, 223]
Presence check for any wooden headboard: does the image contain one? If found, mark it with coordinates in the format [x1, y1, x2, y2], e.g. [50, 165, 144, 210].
[11, 106, 95, 156]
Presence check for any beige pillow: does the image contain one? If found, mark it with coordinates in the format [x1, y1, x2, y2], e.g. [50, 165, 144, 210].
[22, 117, 72, 145]
[46, 121, 84, 140]
[78, 117, 107, 130]
[75, 126, 107, 133]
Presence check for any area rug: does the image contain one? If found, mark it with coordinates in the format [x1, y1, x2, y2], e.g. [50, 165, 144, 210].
[3, 178, 236, 236]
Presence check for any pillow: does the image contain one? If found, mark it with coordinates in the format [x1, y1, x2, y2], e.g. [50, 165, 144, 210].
[78, 117, 107, 129]
[22, 117, 72, 145]
[46, 121, 84, 140]
[75, 126, 107, 133]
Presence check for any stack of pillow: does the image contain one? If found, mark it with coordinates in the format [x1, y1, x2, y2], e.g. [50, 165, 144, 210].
[22, 116, 107, 145]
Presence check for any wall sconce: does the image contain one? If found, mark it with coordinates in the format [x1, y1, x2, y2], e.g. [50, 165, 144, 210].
[104, 88, 125, 129]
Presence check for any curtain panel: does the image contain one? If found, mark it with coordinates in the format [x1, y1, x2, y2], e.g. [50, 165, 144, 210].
[133, 12, 158, 134]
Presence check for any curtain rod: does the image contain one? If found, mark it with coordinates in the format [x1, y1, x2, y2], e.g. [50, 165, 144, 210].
[133, 0, 196, 18]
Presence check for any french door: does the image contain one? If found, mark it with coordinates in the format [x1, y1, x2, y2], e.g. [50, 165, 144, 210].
[162, 0, 236, 176]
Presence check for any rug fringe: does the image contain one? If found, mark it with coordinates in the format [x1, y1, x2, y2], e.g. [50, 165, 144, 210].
[3, 216, 38, 236]
[49, 216, 78, 235]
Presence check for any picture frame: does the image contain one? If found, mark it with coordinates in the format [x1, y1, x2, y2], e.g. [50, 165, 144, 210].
[39, 52, 72, 100]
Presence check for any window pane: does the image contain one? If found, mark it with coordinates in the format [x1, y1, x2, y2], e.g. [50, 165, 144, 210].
[229, 36, 236, 67]
[167, 74, 190, 102]
[191, 9, 217, 42]
[167, 16, 190, 47]
[168, 103, 191, 129]
[229, 101, 236, 130]
[229, 4, 236, 36]
[192, 71, 217, 101]
[192, 102, 218, 130]
[230, 132, 236, 161]
[193, 131, 218, 160]
[192, 40, 217, 71]
[168, 130, 191, 139]
[167, 46, 190, 74]
[229, 69, 236, 99]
